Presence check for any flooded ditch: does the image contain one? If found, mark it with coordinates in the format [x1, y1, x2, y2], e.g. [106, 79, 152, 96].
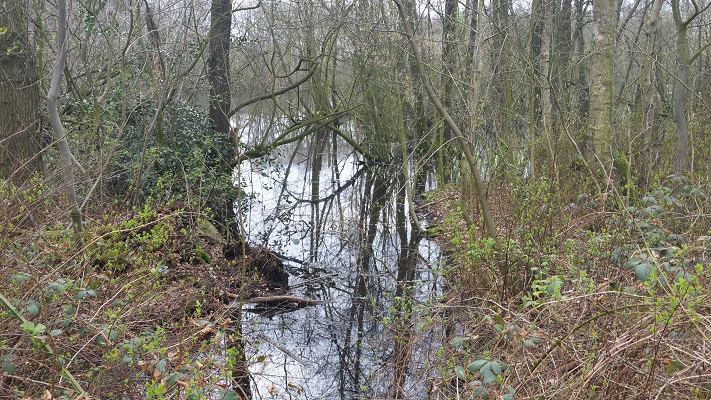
[237, 141, 447, 399]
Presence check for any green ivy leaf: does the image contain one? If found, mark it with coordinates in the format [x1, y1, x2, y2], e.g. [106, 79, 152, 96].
[26, 302, 39, 316]
[490, 360, 502, 374]
[454, 365, 466, 380]
[1, 354, 16, 373]
[9, 272, 31, 284]
[480, 364, 497, 384]
[454, 365, 467, 380]
[450, 336, 469, 347]
[467, 359, 488, 372]
[166, 372, 186, 387]
[1, 360, 16, 374]
[155, 359, 166, 373]
[473, 385, 483, 397]
[635, 262, 655, 282]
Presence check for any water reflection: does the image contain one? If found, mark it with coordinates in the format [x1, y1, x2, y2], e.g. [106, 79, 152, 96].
[240, 143, 443, 399]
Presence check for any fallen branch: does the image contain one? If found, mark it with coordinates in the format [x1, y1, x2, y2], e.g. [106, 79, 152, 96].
[229, 295, 327, 308]
[248, 295, 327, 305]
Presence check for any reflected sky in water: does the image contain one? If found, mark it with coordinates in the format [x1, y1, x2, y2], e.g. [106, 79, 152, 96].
[238, 144, 444, 399]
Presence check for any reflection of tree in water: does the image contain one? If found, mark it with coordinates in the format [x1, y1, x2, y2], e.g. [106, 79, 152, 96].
[242, 144, 443, 399]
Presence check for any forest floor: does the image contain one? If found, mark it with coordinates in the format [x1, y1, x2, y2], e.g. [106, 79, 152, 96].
[2, 174, 711, 399]
[0, 200, 287, 399]
[419, 176, 711, 399]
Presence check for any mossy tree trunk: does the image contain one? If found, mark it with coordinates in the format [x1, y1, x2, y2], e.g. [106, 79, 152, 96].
[0, 0, 42, 185]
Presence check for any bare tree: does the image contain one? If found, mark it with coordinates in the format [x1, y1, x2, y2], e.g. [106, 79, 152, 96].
[47, 0, 83, 234]
[392, 0, 501, 278]
[671, 0, 711, 174]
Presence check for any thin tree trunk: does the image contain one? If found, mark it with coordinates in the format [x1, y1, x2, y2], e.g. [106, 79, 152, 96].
[671, 0, 691, 175]
[530, 0, 544, 178]
[440, 0, 458, 183]
[639, 0, 663, 183]
[47, 0, 83, 234]
[573, 0, 589, 130]
[589, 0, 616, 176]
[393, 0, 506, 288]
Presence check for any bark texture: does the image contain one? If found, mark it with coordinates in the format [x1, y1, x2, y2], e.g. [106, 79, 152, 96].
[208, 0, 232, 138]
[638, 0, 663, 181]
[0, 0, 42, 184]
[589, 0, 615, 174]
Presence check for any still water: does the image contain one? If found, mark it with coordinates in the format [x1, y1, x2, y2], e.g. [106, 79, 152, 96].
[238, 142, 445, 399]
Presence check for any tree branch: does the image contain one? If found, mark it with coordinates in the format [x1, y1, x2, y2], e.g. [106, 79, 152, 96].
[227, 60, 318, 119]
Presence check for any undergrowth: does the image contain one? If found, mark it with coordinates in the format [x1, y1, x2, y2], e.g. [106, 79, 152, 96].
[424, 174, 711, 399]
[0, 180, 265, 399]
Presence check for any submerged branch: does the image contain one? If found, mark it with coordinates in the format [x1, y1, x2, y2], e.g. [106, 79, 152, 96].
[247, 295, 327, 305]
[229, 295, 327, 307]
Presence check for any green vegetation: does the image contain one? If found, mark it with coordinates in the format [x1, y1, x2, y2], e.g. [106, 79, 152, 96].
[421, 174, 711, 398]
[3, 0, 711, 397]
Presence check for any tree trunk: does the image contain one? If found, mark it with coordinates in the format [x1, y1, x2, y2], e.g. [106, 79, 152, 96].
[47, 0, 83, 235]
[0, 0, 42, 184]
[207, 1, 249, 396]
[529, 0, 544, 177]
[589, 0, 615, 177]
[638, 0, 663, 183]
[573, 0, 589, 130]
[439, 0, 458, 183]
[208, 0, 232, 139]
[671, 0, 692, 175]
[540, 9, 553, 134]
[492, 0, 512, 155]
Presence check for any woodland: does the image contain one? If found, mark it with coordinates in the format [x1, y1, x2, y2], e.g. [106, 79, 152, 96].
[1, 0, 711, 398]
